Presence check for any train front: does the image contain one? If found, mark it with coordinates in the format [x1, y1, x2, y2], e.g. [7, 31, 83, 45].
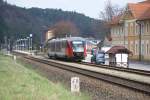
[71, 40, 86, 60]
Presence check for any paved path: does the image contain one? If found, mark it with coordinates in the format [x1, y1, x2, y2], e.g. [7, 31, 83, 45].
[129, 62, 150, 71]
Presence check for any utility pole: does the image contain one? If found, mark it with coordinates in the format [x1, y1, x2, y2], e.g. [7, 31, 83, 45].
[136, 21, 142, 61]
[139, 23, 142, 61]
[30, 34, 32, 53]
[27, 37, 29, 52]
[124, 23, 126, 47]
[4, 36, 7, 50]
[8, 38, 10, 52]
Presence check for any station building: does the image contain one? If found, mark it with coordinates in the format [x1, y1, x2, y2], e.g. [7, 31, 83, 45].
[45, 29, 55, 41]
[110, 0, 150, 61]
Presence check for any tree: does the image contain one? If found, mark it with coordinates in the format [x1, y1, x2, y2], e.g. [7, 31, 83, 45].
[91, 20, 109, 39]
[53, 20, 79, 38]
[100, 0, 123, 22]
[99, 0, 124, 40]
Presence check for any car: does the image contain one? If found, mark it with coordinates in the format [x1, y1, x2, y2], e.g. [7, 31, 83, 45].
[96, 51, 105, 64]
[91, 49, 105, 64]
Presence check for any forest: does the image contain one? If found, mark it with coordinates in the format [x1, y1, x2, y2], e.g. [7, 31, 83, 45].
[0, 0, 108, 47]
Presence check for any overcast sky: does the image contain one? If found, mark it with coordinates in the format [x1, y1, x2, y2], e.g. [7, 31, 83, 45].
[6, 0, 144, 19]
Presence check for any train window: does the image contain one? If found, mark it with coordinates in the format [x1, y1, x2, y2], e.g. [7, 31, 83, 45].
[72, 41, 84, 52]
[56, 41, 61, 52]
[72, 41, 84, 47]
[62, 40, 66, 48]
[59, 41, 61, 51]
[55, 42, 58, 51]
[49, 43, 51, 48]
[51, 42, 55, 51]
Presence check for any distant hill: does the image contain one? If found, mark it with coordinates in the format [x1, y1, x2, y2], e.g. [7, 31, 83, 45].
[0, 0, 108, 47]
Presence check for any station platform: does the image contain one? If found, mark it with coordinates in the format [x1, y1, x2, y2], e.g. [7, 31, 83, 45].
[129, 62, 150, 71]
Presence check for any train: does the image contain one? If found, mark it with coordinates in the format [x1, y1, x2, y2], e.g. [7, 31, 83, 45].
[45, 37, 86, 61]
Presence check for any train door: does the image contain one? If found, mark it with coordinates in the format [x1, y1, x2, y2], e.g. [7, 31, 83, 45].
[61, 40, 67, 57]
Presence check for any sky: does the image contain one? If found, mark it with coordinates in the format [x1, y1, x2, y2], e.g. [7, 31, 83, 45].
[6, 0, 144, 19]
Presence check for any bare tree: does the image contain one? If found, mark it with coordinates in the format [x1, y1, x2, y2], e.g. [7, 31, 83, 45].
[99, 0, 124, 40]
[100, 0, 123, 22]
[53, 20, 79, 38]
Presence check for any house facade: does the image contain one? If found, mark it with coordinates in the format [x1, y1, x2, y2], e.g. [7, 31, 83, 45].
[45, 28, 55, 42]
[45, 30, 54, 41]
[110, 0, 150, 61]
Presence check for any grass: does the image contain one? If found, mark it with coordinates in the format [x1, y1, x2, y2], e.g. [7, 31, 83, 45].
[0, 53, 90, 100]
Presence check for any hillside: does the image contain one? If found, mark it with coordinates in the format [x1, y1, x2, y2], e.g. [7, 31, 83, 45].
[0, 0, 108, 47]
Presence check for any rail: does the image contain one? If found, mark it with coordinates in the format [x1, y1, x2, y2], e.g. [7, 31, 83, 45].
[79, 62, 150, 76]
[23, 55, 150, 94]
[13, 51, 150, 94]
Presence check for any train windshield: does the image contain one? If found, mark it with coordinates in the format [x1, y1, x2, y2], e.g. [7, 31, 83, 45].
[72, 41, 84, 52]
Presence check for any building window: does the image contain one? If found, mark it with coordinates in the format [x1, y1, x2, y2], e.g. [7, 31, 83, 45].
[135, 41, 138, 55]
[113, 28, 115, 35]
[130, 41, 134, 54]
[111, 29, 113, 35]
[146, 44, 149, 54]
[135, 24, 138, 34]
[128, 23, 130, 34]
[114, 28, 116, 35]
[141, 23, 144, 34]
[146, 23, 149, 33]
[119, 27, 121, 35]
[125, 23, 128, 36]
[117, 27, 119, 35]
[130, 23, 133, 34]
[141, 43, 145, 55]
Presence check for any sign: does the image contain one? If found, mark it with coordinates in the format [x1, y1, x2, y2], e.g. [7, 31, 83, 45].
[115, 53, 128, 68]
[13, 55, 16, 63]
[71, 77, 80, 93]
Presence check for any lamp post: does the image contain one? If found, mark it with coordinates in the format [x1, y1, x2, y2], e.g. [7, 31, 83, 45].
[24, 38, 27, 51]
[16, 39, 18, 50]
[22, 38, 25, 51]
[136, 21, 142, 61]
[18, 39, 21, 51]
[20, 39, 22, 51]
[30, 34, 32, 53]
[22, 39, 24, 51]
[27, 37, 29, 52]
[17, 39, 19, 50]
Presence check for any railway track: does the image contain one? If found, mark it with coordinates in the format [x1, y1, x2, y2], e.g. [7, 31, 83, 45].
[21, 54, 150, 95]
[79, 62, 150, 76]
[14, 50, 150, 76]
[12, 51, 150, 94]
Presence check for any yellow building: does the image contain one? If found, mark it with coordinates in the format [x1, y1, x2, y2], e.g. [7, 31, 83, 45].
[45, 30, 55, 41]
[110, 0, 150, 61]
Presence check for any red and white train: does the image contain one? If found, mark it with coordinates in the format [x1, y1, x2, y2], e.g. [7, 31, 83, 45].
[45, 37, 86, 61]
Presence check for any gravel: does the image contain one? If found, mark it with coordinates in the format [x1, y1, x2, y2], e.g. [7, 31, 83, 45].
[19, 56, 150, 100]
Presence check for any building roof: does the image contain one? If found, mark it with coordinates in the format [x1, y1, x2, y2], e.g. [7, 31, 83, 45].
[128, 2, 150, 19]
[139, 0, 150, 4]
[106, 46, 132, 54]
[110, 0, 150, 24]
[138, 7, 150, 20]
